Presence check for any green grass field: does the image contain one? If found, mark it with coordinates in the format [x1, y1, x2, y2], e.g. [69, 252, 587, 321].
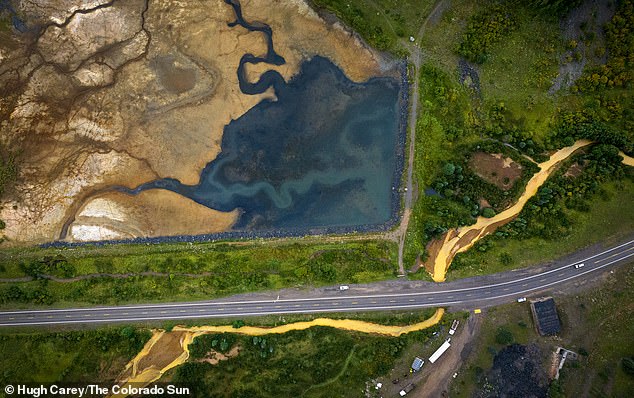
[0, 327, 150, 384]
[165, 309, 460, 398]
[0, 240, 397, 308]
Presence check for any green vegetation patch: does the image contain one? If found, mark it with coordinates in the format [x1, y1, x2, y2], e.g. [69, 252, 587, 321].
[0, 327, 150, 384]
[457, 3, 517, 64]
[449, 148, 634, 279]
[310, 0, 436, 54]
[170, 324, 440, 398]
[0, 240, 397, 308]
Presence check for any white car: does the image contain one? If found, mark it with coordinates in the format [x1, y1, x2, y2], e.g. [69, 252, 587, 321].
[339, 285, 350, 291]
[517, 297, 527, 303]
[574, 263, 585, 269]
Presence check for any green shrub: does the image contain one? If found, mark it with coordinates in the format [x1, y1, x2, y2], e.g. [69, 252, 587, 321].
[495, 327, 514, 345]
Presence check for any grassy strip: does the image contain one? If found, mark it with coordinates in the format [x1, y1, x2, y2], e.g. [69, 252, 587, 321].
[310, 0, 436, 54]
[157, 308, 442, 332]
[0, 240, 397, 308]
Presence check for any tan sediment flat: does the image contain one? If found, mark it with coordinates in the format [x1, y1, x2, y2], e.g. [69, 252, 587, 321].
[1, 0, 386, 245]
[112, 309, 444, 396]
[427, 140, 593, 282]
[68, 189, 238, 242]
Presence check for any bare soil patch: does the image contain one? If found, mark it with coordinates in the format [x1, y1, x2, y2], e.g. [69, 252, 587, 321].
[136, 331, 188, 371]
[415, 314, 482, 398]
[198, 346, 241, 365]
[469, 152, 523, 191]
[563, 161, 585, 178]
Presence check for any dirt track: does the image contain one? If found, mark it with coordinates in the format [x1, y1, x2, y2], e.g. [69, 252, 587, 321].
[413, 314, 482, 398]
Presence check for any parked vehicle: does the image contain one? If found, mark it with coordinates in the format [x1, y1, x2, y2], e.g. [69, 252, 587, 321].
[449, 319, 460, 335]
[517, 297, 527, 303]
[339, 285, 349, 291]
[429, 339, 451, 364]
[399, 383, 415, 396]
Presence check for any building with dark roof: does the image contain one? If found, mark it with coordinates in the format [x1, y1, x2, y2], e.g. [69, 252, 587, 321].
[530, 297, 561, 336]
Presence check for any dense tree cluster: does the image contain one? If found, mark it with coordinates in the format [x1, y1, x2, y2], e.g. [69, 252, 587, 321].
[457, 4, 516, 64]
[19, 255, 76, 279]
[549, 111, 633, 154]
[525, 0, 582, 16]
[189, 333, 239, 358]
[482, 144, 629, 243]
[574, 0, 633, 93]
[430, 141, 538, 225]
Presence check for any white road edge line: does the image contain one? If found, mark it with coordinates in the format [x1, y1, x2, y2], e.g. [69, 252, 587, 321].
[1, 240, 631, 317]
[1, 251, 632, 326]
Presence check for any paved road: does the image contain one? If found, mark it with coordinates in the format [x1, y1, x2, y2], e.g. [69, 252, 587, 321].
[1, 239, 633, 327]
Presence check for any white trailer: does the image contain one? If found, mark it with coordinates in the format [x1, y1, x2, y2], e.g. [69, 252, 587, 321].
[429, 339, 451, 363]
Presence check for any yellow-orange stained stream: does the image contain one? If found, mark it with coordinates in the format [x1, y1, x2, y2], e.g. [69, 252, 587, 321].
[621, 151, 634, 167]
[429, 139, 593, 282]
[111, 309, 444, 396]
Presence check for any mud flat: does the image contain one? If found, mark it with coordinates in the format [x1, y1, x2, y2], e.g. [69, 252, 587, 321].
[68, 190, 238, 242]
[0, 0, 396, 246]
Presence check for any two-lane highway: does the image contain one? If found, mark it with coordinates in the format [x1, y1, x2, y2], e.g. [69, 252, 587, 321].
[1, 239, 633, 327]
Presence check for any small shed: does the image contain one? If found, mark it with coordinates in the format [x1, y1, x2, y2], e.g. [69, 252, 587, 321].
[411, 357, 424, 372]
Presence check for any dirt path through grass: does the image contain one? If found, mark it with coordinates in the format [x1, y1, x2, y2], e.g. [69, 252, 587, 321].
[390, 0, 448, 275]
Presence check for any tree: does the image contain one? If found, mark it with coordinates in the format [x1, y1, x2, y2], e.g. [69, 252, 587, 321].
[443, 162, 456, 176]
[482, 207, 496, 218]
[499, 252, 513, 266]
[622, 357, 634, 376]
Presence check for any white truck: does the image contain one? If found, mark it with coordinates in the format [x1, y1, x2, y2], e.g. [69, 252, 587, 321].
[449, 319, 459, 335]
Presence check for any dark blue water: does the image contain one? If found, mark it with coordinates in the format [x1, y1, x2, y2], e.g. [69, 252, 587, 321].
[0, 0, 26, 32]
[120, 0, 406, 234]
